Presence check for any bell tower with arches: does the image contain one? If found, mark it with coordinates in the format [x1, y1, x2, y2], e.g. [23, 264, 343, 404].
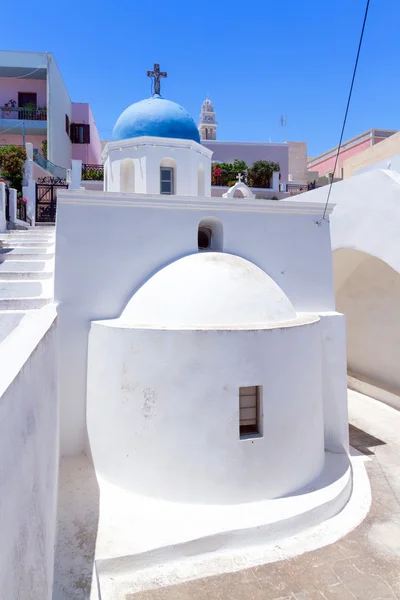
[199, 97, 217, 141]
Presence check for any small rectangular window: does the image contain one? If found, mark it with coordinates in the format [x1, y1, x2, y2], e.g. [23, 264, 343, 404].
[239, 386, 261, 438]
[65, 114, 70, 135]
[70, 123, 90, 144]
[160, 167, 174, 194]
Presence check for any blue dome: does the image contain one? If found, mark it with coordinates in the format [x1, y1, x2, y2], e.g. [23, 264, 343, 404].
[112, 95, 200, 143]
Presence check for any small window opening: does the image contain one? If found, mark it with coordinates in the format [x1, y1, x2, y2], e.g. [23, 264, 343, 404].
[160, 167, 174, 194]
[239, 386, 261, 438]
[198, 226, 212, 250]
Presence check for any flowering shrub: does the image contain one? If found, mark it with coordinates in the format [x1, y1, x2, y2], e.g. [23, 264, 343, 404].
[0, 145, 27, 193]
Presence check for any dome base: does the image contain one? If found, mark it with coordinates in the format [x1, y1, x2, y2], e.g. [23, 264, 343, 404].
[87, 451, 369, 599]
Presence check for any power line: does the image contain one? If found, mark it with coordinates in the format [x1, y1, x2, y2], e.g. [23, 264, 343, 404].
[3, 67, 43, 80]
[318, 0, 371, 224]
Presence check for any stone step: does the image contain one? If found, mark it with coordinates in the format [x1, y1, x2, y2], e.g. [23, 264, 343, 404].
[0, 297, 52, 310]
[0, 271, 53, 280]
[0, 240, 54, 247]
[0, 260, 51, 272]
[0, 254, 54, 263]
[0, 247, 54, 255]
[0, 280, 46, 298]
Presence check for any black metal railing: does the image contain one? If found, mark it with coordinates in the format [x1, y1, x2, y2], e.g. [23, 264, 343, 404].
[17, 198, 27, 222]
[286, 182, 316, 196]
[82, 164, 104, 181]
[5, 186, 10, 221]
[0, 106, 47, 121]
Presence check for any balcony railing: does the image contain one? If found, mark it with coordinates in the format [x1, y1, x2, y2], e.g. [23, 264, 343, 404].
[82, 164, 104, 181]
[287, 182, 315, 196]
[0, 106, 47, 121]
[33, 151, 67, 180]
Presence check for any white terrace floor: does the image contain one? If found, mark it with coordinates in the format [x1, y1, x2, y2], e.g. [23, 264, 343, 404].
[53, 390, 400, 600]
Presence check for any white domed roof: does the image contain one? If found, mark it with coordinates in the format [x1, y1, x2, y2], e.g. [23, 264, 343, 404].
[120, 253, 296, 329]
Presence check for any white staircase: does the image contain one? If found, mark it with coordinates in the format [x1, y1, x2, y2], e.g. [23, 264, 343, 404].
[0, 227, 55, 313]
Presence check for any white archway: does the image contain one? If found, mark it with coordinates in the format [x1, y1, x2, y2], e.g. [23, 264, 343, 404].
[120, 158, 135, 192]
[198, 216, 223, 251]
[223, 181, 255, 200]
[333, 248, 400, 394]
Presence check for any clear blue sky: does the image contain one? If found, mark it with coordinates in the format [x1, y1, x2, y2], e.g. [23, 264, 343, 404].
[2, 0, 400, 156]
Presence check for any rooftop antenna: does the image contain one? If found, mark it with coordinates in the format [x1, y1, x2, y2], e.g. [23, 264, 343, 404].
[280, 114, 287, 142]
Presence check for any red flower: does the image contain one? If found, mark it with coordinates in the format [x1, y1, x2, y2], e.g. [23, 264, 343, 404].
[214, 167, 221, 177]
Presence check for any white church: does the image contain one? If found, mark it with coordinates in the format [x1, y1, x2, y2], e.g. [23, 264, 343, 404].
[0, 65, 371, 600]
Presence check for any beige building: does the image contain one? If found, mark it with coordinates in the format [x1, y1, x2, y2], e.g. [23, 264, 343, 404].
[343, 130, 400, 178]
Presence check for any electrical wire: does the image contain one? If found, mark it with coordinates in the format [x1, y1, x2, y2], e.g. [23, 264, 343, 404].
[0, 123, 27, 134]
[3, 67, 43, 80]
[318, 0, 371, 223]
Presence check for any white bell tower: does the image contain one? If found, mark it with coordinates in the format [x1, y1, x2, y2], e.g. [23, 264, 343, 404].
[199, 97, 217, 141]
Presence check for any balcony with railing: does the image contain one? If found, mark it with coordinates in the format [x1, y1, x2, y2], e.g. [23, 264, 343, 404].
[82, 164, 104, 181]
[286, 182, 316, 196]
[0, 105, 47, 135]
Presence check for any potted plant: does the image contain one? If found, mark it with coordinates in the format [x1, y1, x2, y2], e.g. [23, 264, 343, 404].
[23, 103, 36, 120]
[3, 99, 16, 116]
[38, 105, 47, 120]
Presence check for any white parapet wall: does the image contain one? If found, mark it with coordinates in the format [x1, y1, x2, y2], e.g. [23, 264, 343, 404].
[0, 306, 58, 600]
[0, 182, 7, 232]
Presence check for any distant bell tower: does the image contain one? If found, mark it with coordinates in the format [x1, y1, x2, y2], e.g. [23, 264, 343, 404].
[199, 97, 217, 141]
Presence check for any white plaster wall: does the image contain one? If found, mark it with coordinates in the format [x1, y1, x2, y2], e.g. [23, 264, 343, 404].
[0, 183, 7, 232]
[318, 312, 348, 453]
[0, 307, 58, 600]
[55, 192, 335, 455]
[47, 54, 72, 169]
[104, 137, 212, 196]
[334, 250, 400, 392]
[297, 170, 400, 396]
[87, 319, 324, 503]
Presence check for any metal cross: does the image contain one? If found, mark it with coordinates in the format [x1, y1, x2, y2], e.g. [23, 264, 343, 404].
[147, 63, 167, 95]
[236, 173, 243, 183]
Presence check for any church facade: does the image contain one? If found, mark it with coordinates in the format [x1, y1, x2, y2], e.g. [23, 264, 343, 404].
[49, 64, 355, 596]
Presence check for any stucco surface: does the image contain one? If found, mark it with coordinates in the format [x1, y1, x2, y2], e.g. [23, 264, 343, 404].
[294, 169, 400, 275]
[0, 306, 58, 600]
[55, 192, 335, 455]
[335, 250, 400, 393]
[121, 253, 296, 327]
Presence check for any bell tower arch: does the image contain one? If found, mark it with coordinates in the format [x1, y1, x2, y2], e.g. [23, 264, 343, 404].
[199, 97, 217, 141]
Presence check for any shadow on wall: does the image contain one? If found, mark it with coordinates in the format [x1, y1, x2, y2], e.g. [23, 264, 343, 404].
[333, 248, 400, 393]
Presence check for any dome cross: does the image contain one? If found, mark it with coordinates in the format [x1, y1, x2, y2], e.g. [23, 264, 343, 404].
[147, 63, 167, 96]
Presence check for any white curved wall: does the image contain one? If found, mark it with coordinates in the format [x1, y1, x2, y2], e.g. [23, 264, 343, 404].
[103, 137, 212, 196]
[334, 249, 400, 392]
[87, 318, 324, 504]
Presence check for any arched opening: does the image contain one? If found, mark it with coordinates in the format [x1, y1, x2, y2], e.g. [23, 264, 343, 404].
[198, 163, 205, 196]
[198, 217, 223, 251]
[233, 188, 245, 198]
[160, 158, 176, 195]
[333, 248, 400, 393]
[121, 158, 135, 192]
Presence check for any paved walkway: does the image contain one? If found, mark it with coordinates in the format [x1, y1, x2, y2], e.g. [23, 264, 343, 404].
[128, 391, 400, 600]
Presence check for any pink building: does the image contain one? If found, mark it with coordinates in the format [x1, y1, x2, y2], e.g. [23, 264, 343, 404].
[71, 103, 102, 165]
[307, 129, 397, 179]
[0, 50, 102, 171]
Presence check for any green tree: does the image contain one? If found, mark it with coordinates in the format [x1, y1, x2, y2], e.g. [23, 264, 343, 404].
[248, 160, 280, 188]
[0, 145, 27, 193]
